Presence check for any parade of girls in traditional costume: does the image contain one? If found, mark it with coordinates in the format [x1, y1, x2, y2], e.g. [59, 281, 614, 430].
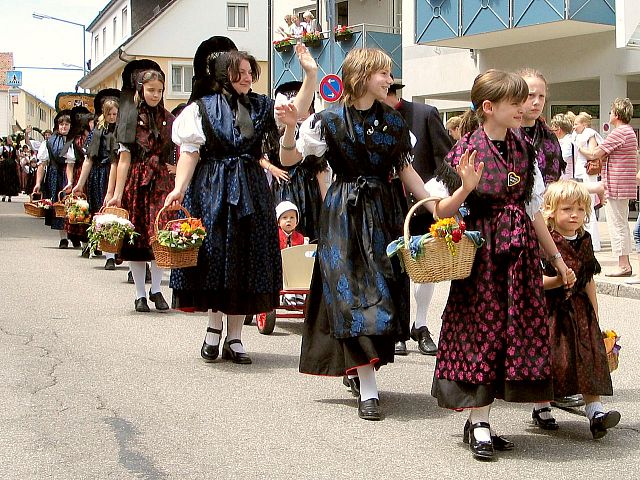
[15, 23, 630, 463]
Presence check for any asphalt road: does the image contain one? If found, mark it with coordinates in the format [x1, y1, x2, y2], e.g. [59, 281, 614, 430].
[1, 197, 639, 479]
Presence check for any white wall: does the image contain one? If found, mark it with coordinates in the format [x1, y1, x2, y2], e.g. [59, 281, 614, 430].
[0, 91, 9, 137]
[127, 0, 269, 61]
[91, 0, 130, 67]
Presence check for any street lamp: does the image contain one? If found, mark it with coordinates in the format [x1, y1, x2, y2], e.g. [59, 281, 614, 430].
[32, 12, 87, 90]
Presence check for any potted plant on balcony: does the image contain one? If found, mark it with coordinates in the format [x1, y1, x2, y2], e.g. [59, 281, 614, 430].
[302, 31, 323, 49]
[273, 36, 297, 53]
[334, 25, 354, 42]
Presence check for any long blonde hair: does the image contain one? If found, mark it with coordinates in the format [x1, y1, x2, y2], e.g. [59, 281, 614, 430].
[341, 48, 392, 106]
[542, 180, 592, 235]
[96, 98, 119, 130]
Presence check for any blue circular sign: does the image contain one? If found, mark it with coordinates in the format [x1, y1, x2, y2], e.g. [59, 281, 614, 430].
[319, 74, 343, 103]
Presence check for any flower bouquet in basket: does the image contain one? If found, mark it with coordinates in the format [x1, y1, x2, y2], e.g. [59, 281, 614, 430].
[602, 330, 621, 373]
[66, 197, 91, 224]
[151, 206, 207, 269]
[24, 196, 51, 217]
[87, 213, 138, 255]
[387, 197, 484, 283]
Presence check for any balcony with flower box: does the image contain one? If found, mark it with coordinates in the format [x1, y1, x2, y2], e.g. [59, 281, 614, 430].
[273, 23, 401, 91]
[415, 0, 616, 49]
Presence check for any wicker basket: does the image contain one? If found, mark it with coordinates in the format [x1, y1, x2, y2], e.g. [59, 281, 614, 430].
[24, 193, 46, 218]
[603, 336, 619, 373]
[53, 191, 66, 218]
[94, 206, 129, 254]
[398, 197, 478, 284]
[151, 205, 200, 269]
[66, 192, 91, 224]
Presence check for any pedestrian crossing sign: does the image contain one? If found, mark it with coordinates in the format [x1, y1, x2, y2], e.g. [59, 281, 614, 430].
[5, 70, 22, 87]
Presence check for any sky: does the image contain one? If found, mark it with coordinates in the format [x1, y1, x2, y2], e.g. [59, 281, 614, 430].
[0, 0, 108, 107]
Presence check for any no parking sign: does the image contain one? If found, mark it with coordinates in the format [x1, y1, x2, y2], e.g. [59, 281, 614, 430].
[319, 74, 343, 103]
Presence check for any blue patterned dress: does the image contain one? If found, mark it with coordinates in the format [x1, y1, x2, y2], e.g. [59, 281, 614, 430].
[298, 101, 412, 376]
[86, 125, 117, 214]
[42, 133, 68, 231]
[169, 93, 282, 314]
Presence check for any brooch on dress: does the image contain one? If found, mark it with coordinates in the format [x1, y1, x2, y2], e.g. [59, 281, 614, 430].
[507, 171, 521, 187]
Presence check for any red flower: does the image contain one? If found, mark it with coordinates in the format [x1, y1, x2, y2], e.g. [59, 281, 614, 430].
[451, 229, 462, 243]
[458, 220, 466, 232]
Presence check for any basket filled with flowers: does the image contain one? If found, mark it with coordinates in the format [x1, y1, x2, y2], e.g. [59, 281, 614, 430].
[24, 193, 50, 217]
[302, 31, 323, 48]
[602, 330, 621, 373]
[53, 191, 67, 218]
[273, 36, 297, 53]
[387, 197, 484, 283]
[88, 207, 136, 254]
[151, 205, 207, 269]
[65, 193, 91, 225]
[334, 25, 354, 42]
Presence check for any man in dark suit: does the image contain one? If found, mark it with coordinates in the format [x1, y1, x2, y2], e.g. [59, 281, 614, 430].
[384, 80, 453, 356]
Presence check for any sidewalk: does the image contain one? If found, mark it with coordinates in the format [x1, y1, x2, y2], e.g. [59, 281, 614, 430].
[592, 218, 640, 299]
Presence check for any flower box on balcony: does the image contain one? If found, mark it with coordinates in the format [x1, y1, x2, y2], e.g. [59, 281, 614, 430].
[334, 26, 353, 42]
[302, 32, 323, 49]
[273, 37, 296, 53]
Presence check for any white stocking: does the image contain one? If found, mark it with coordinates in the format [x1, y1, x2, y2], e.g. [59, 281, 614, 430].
[205, 310, 223, 345]
[468, 404, 492, 442]
[129, 261, 147, 299]
[413, 282, 434, 329]
[149, 260, 163, 294]
[226, 314, 246, 353]
[356, 364, 378, 401]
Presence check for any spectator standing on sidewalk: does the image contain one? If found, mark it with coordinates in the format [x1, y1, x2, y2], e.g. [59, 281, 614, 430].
[580, 98, 638, 277]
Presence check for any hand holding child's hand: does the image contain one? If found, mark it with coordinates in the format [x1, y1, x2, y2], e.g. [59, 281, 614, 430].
[456, 149, 484, 193]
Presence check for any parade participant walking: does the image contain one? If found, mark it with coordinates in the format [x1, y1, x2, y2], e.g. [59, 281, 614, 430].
[0, 143, 19, 202]
[579, 98, 638, 277]
[540, 180, 620, 439]
[107, 60, 174, 313]
[33, 110, 73, 248]
[384, 76, 453, 356]
[429, 70, 572, 459]
[73, 89, 120, 269]
[277, 48, 435, 421]
[166, 37, 315, 364]
[517, 68, 564, 185]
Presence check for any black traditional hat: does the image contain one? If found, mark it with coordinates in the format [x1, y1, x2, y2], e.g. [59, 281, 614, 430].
[67, 106, 93, 138]
[53, 109, 73, 128]
[275, 81, 303, 99]
[388, 74, 405, 93]
[121, 59, 164, 92]
[93, 88, 120, 117]
[189, 36, 238, 103]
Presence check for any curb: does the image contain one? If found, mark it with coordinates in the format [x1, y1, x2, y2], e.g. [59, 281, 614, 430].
[595, 279, 640, 299]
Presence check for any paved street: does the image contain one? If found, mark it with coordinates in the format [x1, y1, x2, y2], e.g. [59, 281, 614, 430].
[1, 195, 639, 479]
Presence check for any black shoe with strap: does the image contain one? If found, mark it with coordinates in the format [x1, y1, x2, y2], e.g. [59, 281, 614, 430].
[201, 327, 222, 362]
[134, 297, 150, 313]
[222, 338, 252, 364]
[410, 323, 438, 356]
[464, 420, 514, 451]
[532, 407, 559, 430]
[590, 410, 621, 439]
[148, 290, 169, 311]
[59, 239, 69, 249]
[394, 341, 408, 356]
[466, 421, 495, 459]
[104, 258, 116, 270]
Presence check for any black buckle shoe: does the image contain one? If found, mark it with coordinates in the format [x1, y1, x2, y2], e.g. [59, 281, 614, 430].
[590, 410, 621, 439]
[464, 420, 514, 451]
[58, 239, 69, 249]
[532, 407, 559, 430]
[127, 271, 134, 284]
[201, 327, 222, 362]
[410, 323, 438, 356]
[222, 338, 252, 364]
[148, 290, 170, 310]
[465, 421, 494, 459]
[342, 376, 360, 397]
[104, 258, 116, 270]
[358, 397, 381, 421]
[134, 297, 150, 312]
[394, 341, 408, 356]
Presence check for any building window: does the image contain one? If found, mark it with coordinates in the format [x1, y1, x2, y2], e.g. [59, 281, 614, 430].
[227, 3, 248, 30]
[122, 7, 128, 38]
[170, 63, 194, 97]
[39, 107, 46, 122]
[94, 35, 99, 59]
[336, 1, 348, 27]
[102, 27, 106, 55]
[113, 17, 117, 45]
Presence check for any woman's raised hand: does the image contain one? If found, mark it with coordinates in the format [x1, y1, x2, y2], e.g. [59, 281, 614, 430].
[275, 102, 299, 129]
[164, 189, 184, 208]
[456, 149, 483, 193]
[295, 42, 318, 74]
